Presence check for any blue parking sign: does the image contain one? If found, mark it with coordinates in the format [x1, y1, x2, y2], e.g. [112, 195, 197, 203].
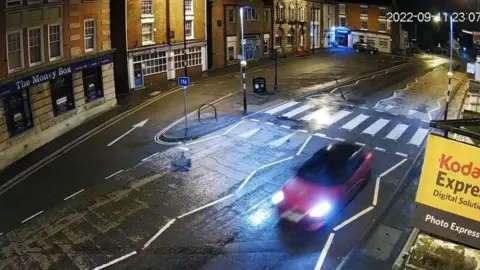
[178, 77, 191, 87]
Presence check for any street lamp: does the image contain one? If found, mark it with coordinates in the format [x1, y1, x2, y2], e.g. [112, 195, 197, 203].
[433, 13, 441, 23]
[239, 5, 247, 114]
[443, 13, 454, 137]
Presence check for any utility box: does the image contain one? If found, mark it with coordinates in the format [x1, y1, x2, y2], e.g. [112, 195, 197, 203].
[253, 77, 266, 93]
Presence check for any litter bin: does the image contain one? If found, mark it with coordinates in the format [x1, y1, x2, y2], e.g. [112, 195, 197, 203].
[253, 77, 266, 93]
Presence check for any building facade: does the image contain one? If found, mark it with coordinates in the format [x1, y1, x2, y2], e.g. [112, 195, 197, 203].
[310, 2, 322, 50]
[211, 0, 272, 67]
[273, 0, 310, 55]
[125, 0, 208, 90]
[0, 0, 116, 170]
[322, 2, 336, 48]
[337, 2, 392, 53]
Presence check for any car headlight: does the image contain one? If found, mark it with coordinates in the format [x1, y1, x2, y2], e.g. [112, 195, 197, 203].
[309, 202, 332, 218]
[272, 191, 284, 205]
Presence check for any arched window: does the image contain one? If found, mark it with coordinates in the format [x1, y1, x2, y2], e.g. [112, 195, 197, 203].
[277, 2, 285, 21]
[299, 6, 305, 21]
[289, 3, 296, 21]
[287, 28, 295, 46]
[299, 28, 305, 47]
[275, 28, 284, 47]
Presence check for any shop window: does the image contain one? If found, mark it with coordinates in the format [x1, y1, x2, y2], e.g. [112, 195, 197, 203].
[340, 17, 346, 27]
[3, 89, 33, 137]
[174, 49, 185, 69]
[379, 38, 389, 48]
[228, 46, 235, 60]
[367, 38, 376, 47]
[187, 46, 202, 67]
[50, 75, 75, 116]
[82, 67, 104, 103]
[133, 51, 167, 76]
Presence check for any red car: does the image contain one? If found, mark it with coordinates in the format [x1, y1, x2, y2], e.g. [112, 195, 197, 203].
[272, 142, 373, 231]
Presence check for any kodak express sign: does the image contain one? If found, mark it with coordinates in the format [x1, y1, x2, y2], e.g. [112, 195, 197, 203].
[416, 134, 480, 221]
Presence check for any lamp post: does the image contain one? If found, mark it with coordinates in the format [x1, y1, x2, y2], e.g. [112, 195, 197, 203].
[444, 13, 454, 137]
[239, 6, 247, 114]
[183, 0, 188, 77]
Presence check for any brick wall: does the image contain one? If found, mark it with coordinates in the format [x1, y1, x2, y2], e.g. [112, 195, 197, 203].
[344, 3, 391, 34]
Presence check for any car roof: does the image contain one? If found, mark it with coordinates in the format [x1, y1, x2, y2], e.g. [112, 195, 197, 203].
[315, 142, 361, 160]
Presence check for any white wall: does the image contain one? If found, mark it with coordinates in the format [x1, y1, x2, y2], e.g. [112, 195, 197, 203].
[322, 4, 336, 47]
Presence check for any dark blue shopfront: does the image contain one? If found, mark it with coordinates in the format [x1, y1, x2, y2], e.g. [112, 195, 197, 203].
[0, 54, 113, 137]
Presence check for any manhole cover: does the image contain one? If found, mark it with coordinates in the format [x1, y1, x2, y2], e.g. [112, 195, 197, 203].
[362, 224, 402, 261]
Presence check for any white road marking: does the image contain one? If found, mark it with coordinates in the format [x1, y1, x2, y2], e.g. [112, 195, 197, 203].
[342, 114, 370, 131]
[21, 211, 44, 224]
[375, 147, 386, 152]
[330, 87, 339, 94]
[239, 128, 262, 138]
[408, 109, 419, 116]
[379, 158, 408, 178]
[142, 152, 160, 162]
[334, 137, 346, 142]
[314, 233, 335, 270]
[298, 129, 308, 133]
[92, 251, 138, 270]
[177, 194, 234, 219]
[280, 125, 291, 129]
[360, 106, 369, 110]
[385, 105, 395, 111]
[177, 147, 190, 151]
[250, 119, 260, 122]
[421, 120, 430, 123]
[390, 113, 398, 116]
[396, 152, 408, 157]
[265, 101, 300, 115]
[185, 135, 222, 146]
[324, 110, 352, 126]
[386, 124, 409, 141]
[64, 189, 85, 201]
[333, 206, 374, 231]
[105, 170, 124, 180]
[107, 119, 148, 146]
[223, 120, 245, 135]
[373, 177, 381, 206]
[0, 232, 2, 236]
[297, 136, 312, 156]
[237, 171, 258, 192]
[362, 119, 390, 136]
[408, 128, 429, 146]
[282, 104, 313, 118]
[354, 142, 366, 147]
[258, 156, 295, 170]
[269, 133, 297, 148]
[376, 110, 383, 113]
[142, 219, 176, 250]
[301, 108, 329, 122]
[314, 133, 327, 138]
[265, 122, 275, 126]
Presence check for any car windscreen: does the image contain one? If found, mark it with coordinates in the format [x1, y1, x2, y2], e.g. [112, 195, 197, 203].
[297, 146, 359, 186]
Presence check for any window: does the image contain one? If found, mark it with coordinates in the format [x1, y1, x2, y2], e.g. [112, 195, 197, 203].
[83, 67, 104, 103]
[141, 0, 153, 16]
[142, 23, 154, 44]
[244, 7, 258, 21]
[289, 3, 295, 21]
[361, 19, 368, 30]
[275, 28, 283, 46]
[6, 0, 21, 7]
[264, 39, 269, 53]
[50, 76, 75, 116]
[264, 10, 268, 23]
[340, 17, 346, 27]
[28, 27, 43, 66]
[185, 0, 193, 13]
[84, 19, 96, 52]
[367, 37, 375, 47]
[379, 21, 386, 32]
[328, 18, 331, 28]
[185, 20, 194, 39]
[48, 24, 62, 60]
[7, 31, 23, 72]
[339, 4, 346, 15]
[361, 6, 368, 16]
[299, 6, 305, 21]
[28, 0, 42, 4]
[277, 2, 285, 21]
[3, 89, 33, 137]
[379, 7, 386, 17]
[133, 51, 167, 76]
[287, 28, 295, 46]
[187, 46, 202, 67]
[379, 38, 388, 48]
[174, 49, 185, 69]
[228, 9, 235, 23]
[328, 5, 332, 15]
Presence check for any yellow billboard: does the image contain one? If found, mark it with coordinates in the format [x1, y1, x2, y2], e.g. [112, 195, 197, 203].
[416, 134, 480, 222]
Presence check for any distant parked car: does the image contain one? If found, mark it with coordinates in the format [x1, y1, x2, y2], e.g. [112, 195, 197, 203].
[353, 42, 379, 54]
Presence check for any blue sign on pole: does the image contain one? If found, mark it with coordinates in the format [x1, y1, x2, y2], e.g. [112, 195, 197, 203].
[177, 77, 191, 87]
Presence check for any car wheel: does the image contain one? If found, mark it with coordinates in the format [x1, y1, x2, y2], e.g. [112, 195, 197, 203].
[370, 51, 374, 55]
[356, 49, 359, 53]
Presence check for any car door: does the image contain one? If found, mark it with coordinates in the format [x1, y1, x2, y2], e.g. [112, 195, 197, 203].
[344, 154, 365, 200]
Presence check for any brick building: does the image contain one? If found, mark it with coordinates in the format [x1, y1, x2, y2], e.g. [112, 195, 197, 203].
[273, 0, 310, 55]
[337, 2, 392, 53]
[0, 0, 116, 170]
[124, 0, 208, 90]
[211, 0, 273, 67]
[322, 1, 336, 48]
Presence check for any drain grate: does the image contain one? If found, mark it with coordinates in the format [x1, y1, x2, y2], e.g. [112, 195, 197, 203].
[362, 224, 402, 261]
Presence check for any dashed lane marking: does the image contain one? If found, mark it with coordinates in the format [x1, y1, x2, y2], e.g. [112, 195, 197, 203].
[105, 170, 124, 180]
[223, 120, 244, 135]
[265, 122, 275, 126]
[64, 189, 85, 201]
[314, 233, 335, 270]
[250, 119, 260, 122]
[92, 251, 138, 270]
[142, 152, 160, 162]
[177, 194, 234, 219]
[297, 136, 312, 156]
[375, 147, 386, 152]
[280, 125, 291, 129]
[355, 142, 366, 147]
[396, 152, 408, 158]
[21, 211, 44, 224]
[142, 219, 176, 250]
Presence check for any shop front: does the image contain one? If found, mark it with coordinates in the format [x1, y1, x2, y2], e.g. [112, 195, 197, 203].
[334, 26, 350, 47]
[0, 52, 116, 170]
[350, 31, 391, 53]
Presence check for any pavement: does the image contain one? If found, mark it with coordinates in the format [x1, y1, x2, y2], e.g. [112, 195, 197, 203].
[0, 51, 455, 270]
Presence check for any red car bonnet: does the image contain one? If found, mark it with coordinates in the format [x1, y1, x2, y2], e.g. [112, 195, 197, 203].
[281, 176, 343, 212]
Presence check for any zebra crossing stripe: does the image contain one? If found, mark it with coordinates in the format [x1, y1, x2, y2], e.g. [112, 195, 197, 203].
[282, 104, 314, 118]
[408, 128, 429, 146]
[326, 110, 352, 126]
[239, 128, 261, 138]
[301, 108, 329, 122]
[362, 119, 390, 136]
[386, 124, 409, 141]
[265, 101, 299, 115]
[342, 114, 370, 131]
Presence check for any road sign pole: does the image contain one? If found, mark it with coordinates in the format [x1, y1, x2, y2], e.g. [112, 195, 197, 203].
[183, 86, 188, 131]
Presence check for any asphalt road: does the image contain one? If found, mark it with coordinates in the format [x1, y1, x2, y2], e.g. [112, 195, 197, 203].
[0, 52, 452, 270]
